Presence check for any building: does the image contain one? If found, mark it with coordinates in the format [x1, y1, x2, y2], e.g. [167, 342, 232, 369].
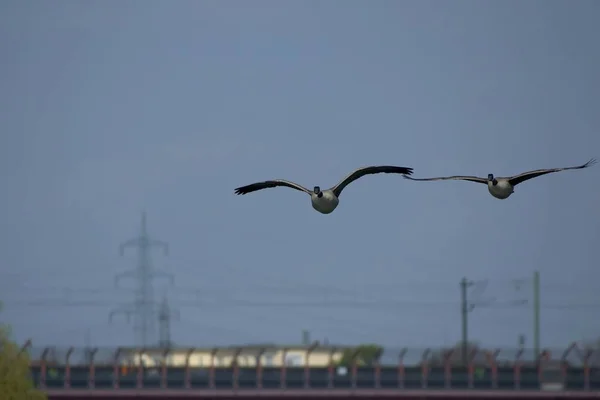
[121, 344, 350, 368]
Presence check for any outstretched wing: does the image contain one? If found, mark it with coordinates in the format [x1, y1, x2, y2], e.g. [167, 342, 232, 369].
[402, 175, 488, 184]
[332, 165, 414, 197]
[507, 158, 597, 186]
[234, 179, 311, 195]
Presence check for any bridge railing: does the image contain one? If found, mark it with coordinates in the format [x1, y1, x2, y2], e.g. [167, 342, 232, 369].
[21, 341, 600, 391]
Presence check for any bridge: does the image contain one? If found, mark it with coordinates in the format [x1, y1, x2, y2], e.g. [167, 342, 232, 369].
[33, 361, 600, 399]
[23, 341, 600, 399]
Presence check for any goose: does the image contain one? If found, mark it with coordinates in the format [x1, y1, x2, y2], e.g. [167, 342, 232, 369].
[234, 165, 414, 214]
[402, 158, 596, 200]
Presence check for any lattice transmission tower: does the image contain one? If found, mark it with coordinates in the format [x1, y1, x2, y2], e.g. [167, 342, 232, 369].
[158, 294, 179, 348]
[109, 212, 174, 347]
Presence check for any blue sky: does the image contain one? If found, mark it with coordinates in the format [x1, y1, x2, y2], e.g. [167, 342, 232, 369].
[1, 0, 599, 359]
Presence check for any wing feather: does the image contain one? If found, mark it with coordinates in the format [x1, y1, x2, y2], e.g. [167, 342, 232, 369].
[234, 179, 311, 195]
[332, 165, 414, 197]
[507, 158, 596, 186]
[402, 175, 487, 184]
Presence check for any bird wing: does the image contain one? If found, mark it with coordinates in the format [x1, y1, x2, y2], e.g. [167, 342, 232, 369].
[234, 179, 311, 195]
[402, 174, 488, 184]
[331, 165, 414, 197]
[507, 158, 597, 186]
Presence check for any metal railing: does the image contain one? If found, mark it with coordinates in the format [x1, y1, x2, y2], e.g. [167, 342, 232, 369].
[21, 341, 600, 391]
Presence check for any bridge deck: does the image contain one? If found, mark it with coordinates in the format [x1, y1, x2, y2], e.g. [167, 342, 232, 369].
[44, 388, 600, 400]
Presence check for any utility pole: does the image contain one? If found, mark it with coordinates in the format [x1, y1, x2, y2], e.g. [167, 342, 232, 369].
[459, 277, 495, 365]
[533, 270, 540, 359]
[460, 277, 473, 364]
[109, 211, 174, 347]
[511, 270, 541, 358]
[84, 328, 91, 363]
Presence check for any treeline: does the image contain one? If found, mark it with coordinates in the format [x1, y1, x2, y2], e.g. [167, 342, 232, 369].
[0, 303, 47, 400]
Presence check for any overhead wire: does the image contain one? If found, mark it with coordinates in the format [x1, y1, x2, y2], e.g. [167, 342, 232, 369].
[4, 275, 598, 350]
[3, 298, 599, 310]
[2, 273, 594, 292]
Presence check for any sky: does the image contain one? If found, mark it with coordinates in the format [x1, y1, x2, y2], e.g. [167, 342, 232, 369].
[1, 0, 599, 362]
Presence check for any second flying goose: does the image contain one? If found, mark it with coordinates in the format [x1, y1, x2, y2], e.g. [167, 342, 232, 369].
[402, 159, 596, 200]
[235, 165, 414, 214]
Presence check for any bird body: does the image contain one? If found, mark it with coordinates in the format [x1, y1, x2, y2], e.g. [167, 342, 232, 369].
[402, 159, 595, 200]
[234, 165, 413, 214]
[311, 189, 340, 214]
[487, 179, 514, 199]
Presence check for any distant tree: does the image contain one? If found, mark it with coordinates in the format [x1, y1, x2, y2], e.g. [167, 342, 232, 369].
[338, 344, 383, 367]
[0, 303, 47, 399]
[429, 341, 483, 366]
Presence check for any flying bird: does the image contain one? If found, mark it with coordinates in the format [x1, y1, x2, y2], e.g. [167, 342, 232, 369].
[234, 165, 414, 214]
[402, 158, 596, 200]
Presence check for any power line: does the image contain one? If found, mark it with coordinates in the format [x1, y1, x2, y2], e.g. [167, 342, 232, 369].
[4, 298, 600, 309]
[459, 272, 544, 362]
[4, 281, 599, 297]
[3, 271, 595, 293]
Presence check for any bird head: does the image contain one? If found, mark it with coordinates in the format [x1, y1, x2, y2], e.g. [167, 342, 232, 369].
[313, 186, 323, 198]
[487, 174, 498, 186]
